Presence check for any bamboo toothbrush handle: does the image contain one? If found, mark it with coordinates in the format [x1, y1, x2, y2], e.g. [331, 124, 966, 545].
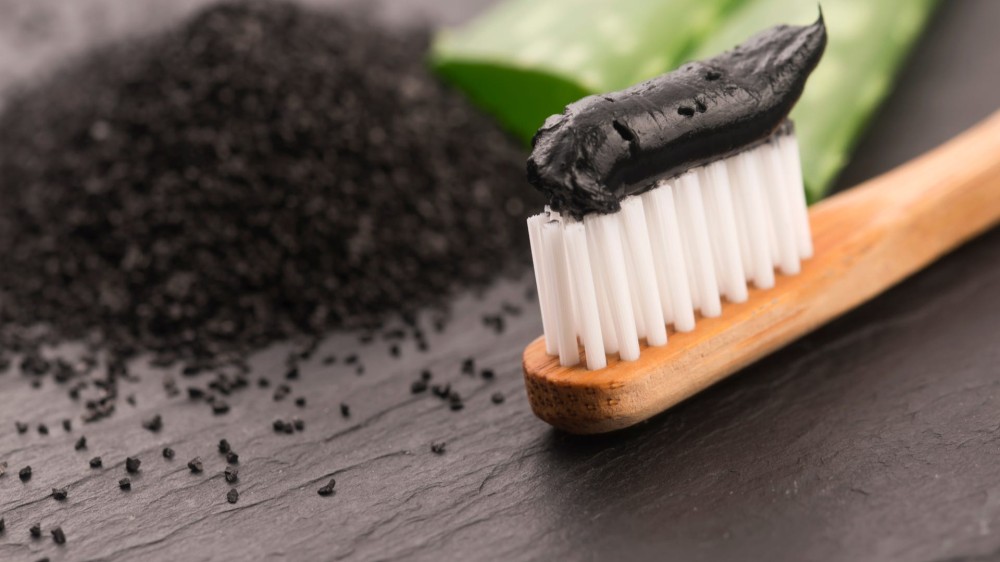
[523, 109, 1000, 435]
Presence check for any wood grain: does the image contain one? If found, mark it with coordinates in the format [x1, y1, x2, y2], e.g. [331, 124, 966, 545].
[524, 109, 1000, 434]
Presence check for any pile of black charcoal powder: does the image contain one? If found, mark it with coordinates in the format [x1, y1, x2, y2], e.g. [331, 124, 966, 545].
[0, 1, 538, 367]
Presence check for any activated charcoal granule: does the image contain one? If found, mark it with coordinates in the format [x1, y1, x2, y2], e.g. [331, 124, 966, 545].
[0, 0, 535, 363]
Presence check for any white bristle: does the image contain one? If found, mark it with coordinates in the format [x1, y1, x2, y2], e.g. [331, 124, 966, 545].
[731, 151, 776, 289]
[763, 141, 801, 274]
[676, 171, 722, 318]
[586, 213, 640, 361]
[527, 214, 558, 355]
[564, 222, 606, 370]
[641, 185, 696, 332]
[620, 221, 647, 341]
[528, 133, 811, 369]
[779, 134, 814, 259]
[701, 161, 748, 303]
[620, 197, 667, 347]
[727, 175, 754, 281]
[542, 219, 579, 367]
[585, 224, 619, 355]
[697, 167, 727, 295]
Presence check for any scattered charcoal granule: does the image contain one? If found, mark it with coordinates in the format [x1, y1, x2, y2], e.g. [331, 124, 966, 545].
[62, 419, 72, 432]
[51, 527, 66, 545]
[292, 418, 305, 431]
[285, 368, 299, 381]
[226, 452, 239, 465]
[0, 517, 4, 533]
[53, 360, 79, 382]
[317, 479, 336, 496]
[461, 358, 475, 375]
[224, 466, 239, 483]
[51, 487, 68, 501]
[283, 421, 295, 434]
[125, 457, 142, 474]
[212, 401, 231, 415]
[208, 376, 232, 396]
[431, 384, 451, 399]
[502, 302, 522, 316]
[344, 355, 359, 366]
[389, 345, 400, 358]
[19, 466, 31, 481]
[119, 478, 131, 490]
[125, 394, 137, 407]
[480, 369, 495, 380]
[21, 355, 50, 376]
[355, 366, 365, 376]
[30, 523, 41, 538]
[150, 354, 177, 368]
[340, 404, 350, 418]
[273, 419, 288, 433]
[322, 356, 336, 366]
[37, 424, 49, 436]
[384, 328, 406, 340]
[420, 370, 433, 381]
[257, 378, 270, 388]
[163, 378, 180, 397]
[188, 458, 204, 473]
[142, 414, 163, 432]
[297, 339, 318, 360]
[491, 392, 505, 405]
[431, 442, 446, 455]
[449, 393, 464, 411]
[295, 397, 306, 407]
[411, 380, 428, 394]
[15, 421, 28, 433]
[163, 447, 175, 460]
[218, 439, 231, 454]
[89, 457, 103, 468]
[0, 1, 534, 387]
[187, 387, 206, 400]
[273, 385, 290, 402]
[227, 488, 239, 504]
[75, 436, 87, 451]
[482, 314, 498, 329]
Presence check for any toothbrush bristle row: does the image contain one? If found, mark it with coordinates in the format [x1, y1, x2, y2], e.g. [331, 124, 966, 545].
[528, 133, 813, 370]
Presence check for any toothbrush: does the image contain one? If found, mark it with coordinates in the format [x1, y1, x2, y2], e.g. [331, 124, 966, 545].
[521, 18, 1000, 434]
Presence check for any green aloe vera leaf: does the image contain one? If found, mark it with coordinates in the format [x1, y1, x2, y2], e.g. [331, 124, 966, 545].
[691, 0, 939, 201]
[431, 0, 744, 144]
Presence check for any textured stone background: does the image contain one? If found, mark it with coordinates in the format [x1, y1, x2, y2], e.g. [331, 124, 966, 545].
[1, 1, 999, 561]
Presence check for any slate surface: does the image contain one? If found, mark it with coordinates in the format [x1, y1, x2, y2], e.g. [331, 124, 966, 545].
[1, 1, 999, 561]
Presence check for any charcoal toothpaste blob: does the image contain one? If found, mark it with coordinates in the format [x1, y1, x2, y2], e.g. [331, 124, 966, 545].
[527, 15, 827, 217]
[525, 17, 826, 372]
